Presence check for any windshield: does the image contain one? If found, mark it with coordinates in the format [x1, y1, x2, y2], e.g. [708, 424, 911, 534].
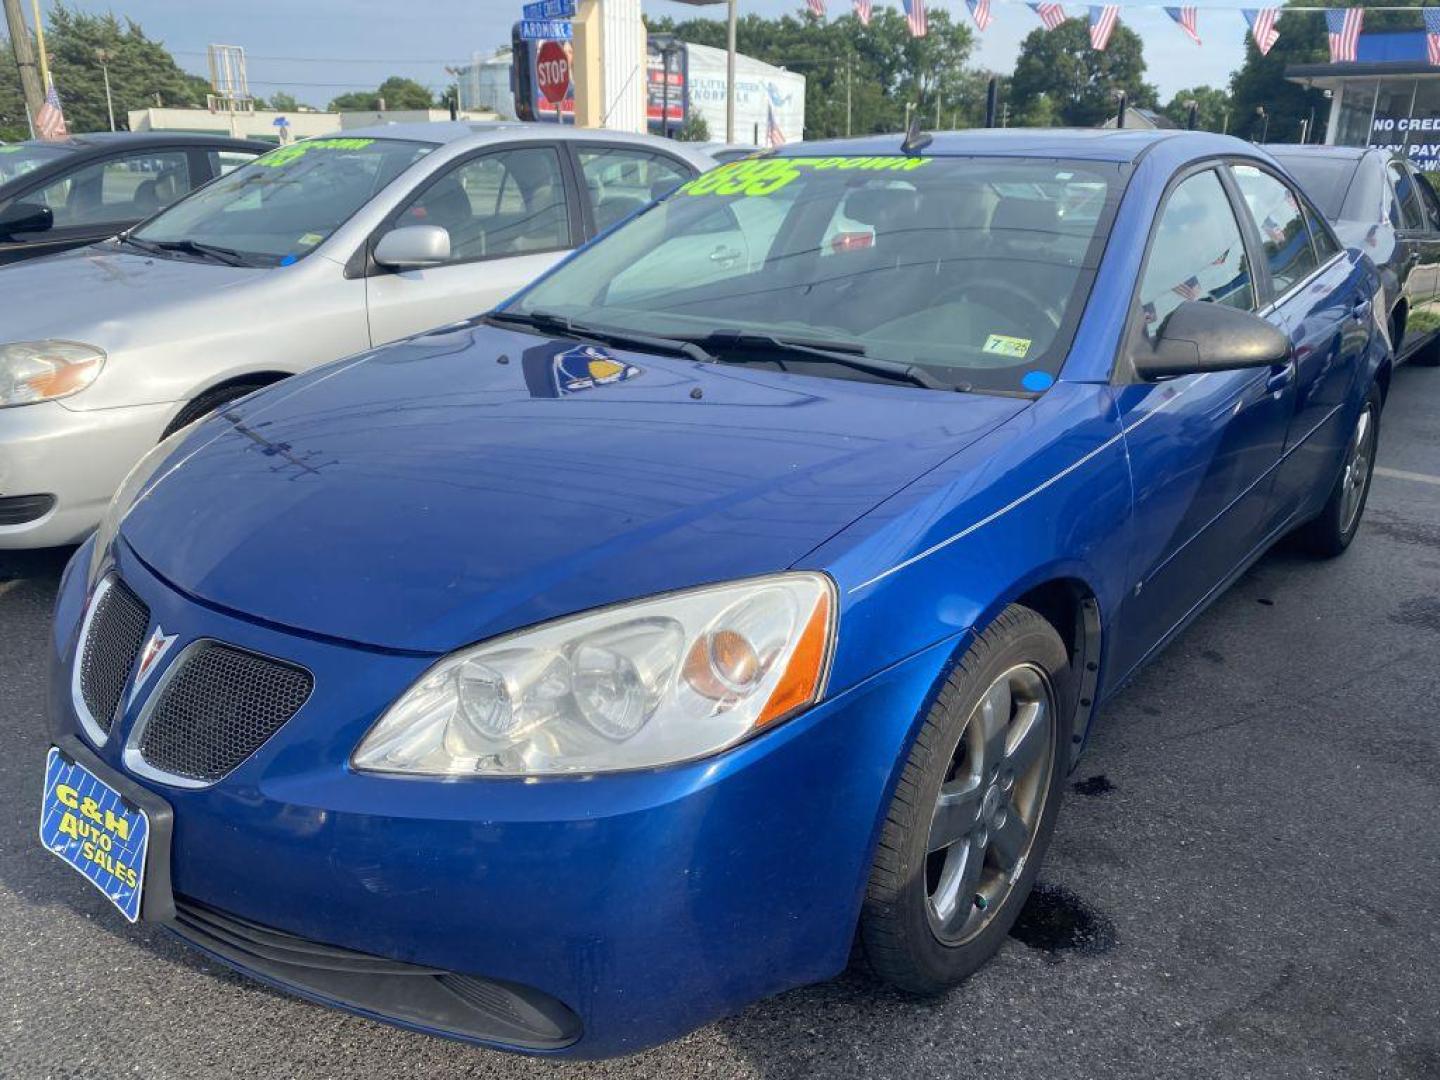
[1270, 154, 1358, 221]
[133, 137, 431, 266]
[510, 154, 1122, 394]
[0, 143, 72, 187]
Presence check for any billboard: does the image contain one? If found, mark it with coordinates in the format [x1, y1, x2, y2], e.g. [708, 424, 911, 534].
[683, 43, 805, 145]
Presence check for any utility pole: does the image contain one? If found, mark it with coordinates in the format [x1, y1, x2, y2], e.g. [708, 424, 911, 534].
[3, 0, 45, 131]
[935, 87, 942, 129]
[845, 54, 852, 137]
[96, 49, 116, 131]
[725, 0, 737, 143]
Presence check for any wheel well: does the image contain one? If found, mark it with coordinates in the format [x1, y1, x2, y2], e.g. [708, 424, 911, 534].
[1013, 578, 1102, 764]
[197, 371, 291, 401]
[1390, 300, 1407, 350]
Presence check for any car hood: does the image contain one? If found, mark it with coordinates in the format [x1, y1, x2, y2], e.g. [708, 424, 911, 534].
[121, 323, 1028, 653]
[0, 244, 259, 343]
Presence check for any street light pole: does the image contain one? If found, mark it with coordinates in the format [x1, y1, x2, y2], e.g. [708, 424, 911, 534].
[726, 0, 737, 143]
[95, 49, 116, 131]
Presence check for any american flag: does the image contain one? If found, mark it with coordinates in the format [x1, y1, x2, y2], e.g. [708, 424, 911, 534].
[966, 0, 993, 31]
[1172, 276, 1202, 302]
[1089, 5, 1119, 50]
[853, 0, 872, 26]
[35, 83, 69, 142]
[807, 0, 826, 17]
[767, 104, 786, 148]
[1261, 215, 1287, 245]
[903, 0, 927, 37]
[1028, 2, 1067, 30]
[1425, 7, 1440, 65]
[1242, 9, 1279, 56]
[1165, 7, 1201, 46]
[1326, 8, 1363, 63]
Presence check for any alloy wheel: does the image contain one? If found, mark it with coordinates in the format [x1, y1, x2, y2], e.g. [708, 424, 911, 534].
[1339, 404, 1376, 536]
[925, 663, 1056, 945]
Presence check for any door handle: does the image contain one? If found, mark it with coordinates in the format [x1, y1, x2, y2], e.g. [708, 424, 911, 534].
[1266, 361, 1296, 393]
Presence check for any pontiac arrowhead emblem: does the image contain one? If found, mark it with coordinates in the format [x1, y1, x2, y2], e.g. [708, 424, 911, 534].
[130, 626, 178, 702]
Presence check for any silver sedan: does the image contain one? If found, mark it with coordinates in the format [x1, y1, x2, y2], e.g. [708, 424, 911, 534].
[0, 122, 714, 548]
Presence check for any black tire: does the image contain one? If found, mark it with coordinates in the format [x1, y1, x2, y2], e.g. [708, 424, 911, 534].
[160, 381, 268, 440]
[859, 604, 1071, 996]
[1293, 382, 1381, 558]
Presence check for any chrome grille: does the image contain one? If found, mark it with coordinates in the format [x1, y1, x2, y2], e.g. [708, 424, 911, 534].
[136, 642, 312, 784]
[78, 579, 150, 736]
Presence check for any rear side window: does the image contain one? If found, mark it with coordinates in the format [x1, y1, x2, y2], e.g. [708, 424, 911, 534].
[577, 148, 692, 232]
[1389, 162, 1425, 230]
[1232, 164, 1319, 295]
[1139, 169, 1255, 336]
[1271, 155, 1357, 221]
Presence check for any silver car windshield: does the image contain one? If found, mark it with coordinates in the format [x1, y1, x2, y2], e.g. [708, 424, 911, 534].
[133, 137, 431, 266]
[511, 155, 1121, 394]
[0, 143, 72, 186]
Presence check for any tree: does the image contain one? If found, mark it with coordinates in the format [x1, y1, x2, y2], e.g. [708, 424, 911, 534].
[1163, 86, 1233, 132]
[43, 5, 211, 133]
[330, 75, 434, 113]
[1009, 18, 1157, 128]
[264, 91, 305, 112]
[676, 111, 710, 141]
[1, 35, 28, 140]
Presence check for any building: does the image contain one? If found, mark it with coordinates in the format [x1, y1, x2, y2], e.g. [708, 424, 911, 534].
[1287, 31, 1440, 171]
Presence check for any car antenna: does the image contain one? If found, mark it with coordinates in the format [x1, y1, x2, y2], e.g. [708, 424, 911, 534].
[901, 117, 932, 156]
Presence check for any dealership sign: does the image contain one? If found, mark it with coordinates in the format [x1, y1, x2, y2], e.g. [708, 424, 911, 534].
[1371, 116, 1440, 172]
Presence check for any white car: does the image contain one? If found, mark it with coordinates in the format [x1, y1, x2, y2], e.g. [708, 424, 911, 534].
[0, 123, 715, 548]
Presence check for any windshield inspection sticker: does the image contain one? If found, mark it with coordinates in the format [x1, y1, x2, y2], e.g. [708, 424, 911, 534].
[679, 155, 932, 198]
[256, 137, 375, 168]
[983, 334, 1031, 359]
[297, 232, 324, 247]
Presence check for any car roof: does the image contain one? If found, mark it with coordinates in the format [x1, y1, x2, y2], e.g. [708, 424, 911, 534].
[53, 131, 269, 152]
[336, 120, 707, 153]
[1263, 143, 1373, 162]
[775, 128, 1250, 164]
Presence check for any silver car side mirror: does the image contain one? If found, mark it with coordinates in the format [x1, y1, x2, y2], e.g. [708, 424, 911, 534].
[374, 225, 451, 270]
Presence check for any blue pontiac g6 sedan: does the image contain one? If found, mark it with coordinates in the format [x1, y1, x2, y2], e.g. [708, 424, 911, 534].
[41, 130, 1387, 1058]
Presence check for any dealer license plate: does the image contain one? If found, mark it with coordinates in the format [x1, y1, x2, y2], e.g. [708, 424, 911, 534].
[39, 747, 150, 923]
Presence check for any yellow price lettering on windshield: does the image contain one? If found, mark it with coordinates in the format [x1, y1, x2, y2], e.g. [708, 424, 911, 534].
[679, 155, 932, 198]
[256, 137, 376, 168]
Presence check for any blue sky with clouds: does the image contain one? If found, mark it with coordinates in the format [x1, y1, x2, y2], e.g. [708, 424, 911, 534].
[67, 0, 1256, 107]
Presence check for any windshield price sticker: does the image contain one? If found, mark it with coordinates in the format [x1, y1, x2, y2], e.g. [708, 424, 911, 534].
[983, 334, 1032, 358]
[256, 137, 376, 169]
[680, 156, 933, 198]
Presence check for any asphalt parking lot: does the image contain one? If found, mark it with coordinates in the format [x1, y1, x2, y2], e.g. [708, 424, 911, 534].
[1, 364, 1436, 1080]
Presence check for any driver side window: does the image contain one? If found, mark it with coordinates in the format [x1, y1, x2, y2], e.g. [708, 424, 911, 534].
[1139, 169, 1255, 338]
[393, 147, 570, 266]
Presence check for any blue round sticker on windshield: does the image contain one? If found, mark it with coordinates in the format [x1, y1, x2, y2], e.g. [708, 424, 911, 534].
[1021, 371, 1054, 393]
[280, 254, 298, 266]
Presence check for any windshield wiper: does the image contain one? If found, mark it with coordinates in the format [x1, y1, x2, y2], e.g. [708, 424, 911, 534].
[115, 234, 166, 257]
[149, 239, 249, 267]
[487, 309, 717, 365]
[678, 330, 959, 392]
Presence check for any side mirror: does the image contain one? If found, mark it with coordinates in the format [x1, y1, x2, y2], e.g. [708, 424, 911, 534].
[0, 201, 54, 237]
[1134, 301, 1290, 380]
[374, 224, 450, 270]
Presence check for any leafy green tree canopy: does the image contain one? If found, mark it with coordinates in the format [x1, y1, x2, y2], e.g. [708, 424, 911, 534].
[1163, 85, 1234, 132]
[329, 76, 433, 113]
[1010, 18, 1157, 128]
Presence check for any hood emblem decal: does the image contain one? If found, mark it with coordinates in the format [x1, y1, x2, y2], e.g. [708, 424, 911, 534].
[130, 626, 178, 703]
[553, 345, 641, 395]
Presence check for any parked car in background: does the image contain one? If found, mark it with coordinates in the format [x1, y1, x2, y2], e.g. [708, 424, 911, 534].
[1269, 144, 1440, 367]
[41, 131, 1388, 1058]
[0, 123, 714, 548]
[0, 133, 266, 265]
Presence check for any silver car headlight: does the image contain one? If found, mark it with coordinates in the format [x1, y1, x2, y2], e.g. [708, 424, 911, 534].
[0, 341, 105, 407]
[88, 424, 196, 587]
[353, 573, 836, 777]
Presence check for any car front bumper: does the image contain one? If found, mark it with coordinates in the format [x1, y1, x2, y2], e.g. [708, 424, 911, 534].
[47, 540, 963, 1058]
[0, 399, 177, 549]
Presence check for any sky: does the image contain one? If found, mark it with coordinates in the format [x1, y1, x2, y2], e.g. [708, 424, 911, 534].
[64, 0, 1258, 108]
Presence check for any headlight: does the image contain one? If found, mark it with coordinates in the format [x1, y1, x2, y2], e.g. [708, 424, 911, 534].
[0, 341, 105, 407]
[88, 424, 196, 587]
[353, 573, 835, 777]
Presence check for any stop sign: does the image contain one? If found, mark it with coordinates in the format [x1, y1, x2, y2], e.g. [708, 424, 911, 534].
[536, 41, 571, 106]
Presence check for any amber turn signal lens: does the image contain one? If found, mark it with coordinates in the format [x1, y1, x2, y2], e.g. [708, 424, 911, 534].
[755, 589, 831, 729]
